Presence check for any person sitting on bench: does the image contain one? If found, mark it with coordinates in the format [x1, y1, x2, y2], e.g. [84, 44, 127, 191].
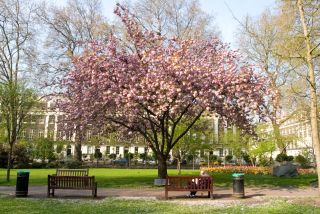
[188, 170, 209, 197]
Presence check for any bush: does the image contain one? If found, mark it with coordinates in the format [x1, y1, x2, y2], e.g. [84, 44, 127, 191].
[46, 161, 61, 168]
[295, 154, 310, 168]
[241, 152, 251, 165]
[13, 143, 31, 168]
[0, 144, 8, 168]
[30, 162, 47, 168]
[94, 150, 102, 160]
[225, 155, 233, 163]
[287, 155, 294, 162]
[258, 156, 273, 166]
[109, 154, 116, 160]
[63, 159, 82, 169]
[276, 153, 294, 162]
[209, 154, 218, 162]
[124, 152, 134, 160]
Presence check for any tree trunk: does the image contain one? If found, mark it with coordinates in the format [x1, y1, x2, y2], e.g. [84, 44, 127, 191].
[297, 0, 320, 191]
[177, 159, 181, 175]
[74, 127, 83, 162]
[157, 155, 168, 179]
[272, 122, 286, 154]
[6, 143, 13, 182]
[74, 142, 82, 161]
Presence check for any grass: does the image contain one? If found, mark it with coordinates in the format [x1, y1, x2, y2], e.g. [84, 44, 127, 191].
[0, 168, 317, 188]
[0, 196, 319, 214]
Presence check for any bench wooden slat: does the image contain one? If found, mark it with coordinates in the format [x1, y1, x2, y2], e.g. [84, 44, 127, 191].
[165, 176, 213, 200]
[56, 169, 89, 176]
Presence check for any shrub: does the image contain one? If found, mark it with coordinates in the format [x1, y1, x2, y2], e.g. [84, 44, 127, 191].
[295, 154, 310, 168]
[258, 156, 273, 166]
[0, 144, 8, 168]
[46, 161, 60, 168]
[241, 152, 251, 165]
[30, 162, 47, 168]
[225, 155, 233, 163]
[109, 154, 117, 160]
[63, 159, 82, 169]
[276, 153, 286, 162]
[287, 155, 294, 162]
[209, 154, 218, 162]
[94, 150, 102, 160]
[13, 143, 31, 168]
[124, 152, 134, 160]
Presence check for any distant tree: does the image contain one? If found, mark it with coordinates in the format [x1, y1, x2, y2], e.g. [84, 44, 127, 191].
[128, 0, 216, 39]
[32, 138, 56, 163]
[0, 0, 38, 181]
[37, 0, 109, 162]
[236, 9, 301, 154]
[172, 116, 213, 174]
[274, 0, 320, 190]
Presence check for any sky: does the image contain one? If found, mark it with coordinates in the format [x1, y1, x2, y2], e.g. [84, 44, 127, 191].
[101, 0, 276, 47]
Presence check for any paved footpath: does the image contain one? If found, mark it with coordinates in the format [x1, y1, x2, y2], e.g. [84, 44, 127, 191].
[0, 186, 319, 200]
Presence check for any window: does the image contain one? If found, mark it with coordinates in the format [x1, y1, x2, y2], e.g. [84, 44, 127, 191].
[30, 116, 36, 124]
[219, 148, 223, 157]
[21, 130, 26, 138]
[144, 147, 148, 153]
[39, 117, 45, 124]
[48, 131, 54, 139]
[86, 130, 92, 140]
[38, 130, 44, 138]
[67, 145, 72, 156]
[135, 147, 138, 153]
[67, 131, 72, 141]
[116, 146, 120, 155]
[58, 131, 64, 139]
[106, 146, 110, 154]
[29, 129, 34, 139]
[49, 115, 55, 124]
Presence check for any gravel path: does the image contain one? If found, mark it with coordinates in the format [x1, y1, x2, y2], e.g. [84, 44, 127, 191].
[1, 185, 319, 201]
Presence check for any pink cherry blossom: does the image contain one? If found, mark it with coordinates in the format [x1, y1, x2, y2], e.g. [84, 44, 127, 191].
[60, 4, 270, 178]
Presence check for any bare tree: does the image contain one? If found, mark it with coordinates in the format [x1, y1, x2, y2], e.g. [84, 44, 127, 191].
[236, 10, 301, 154]
[273, 0, 320, 190]
[37, 0, 109, 161]
[115, 0, 217, 41]
[0, 0, 38, 181]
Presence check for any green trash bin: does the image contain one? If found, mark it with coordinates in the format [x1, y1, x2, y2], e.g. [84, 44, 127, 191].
[232, 173, 244, 198]
[16, 171, 30, 197]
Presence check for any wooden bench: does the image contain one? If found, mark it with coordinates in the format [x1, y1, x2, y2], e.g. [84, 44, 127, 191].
[165, 176, 213, 200]
[47, 169, 97, 198]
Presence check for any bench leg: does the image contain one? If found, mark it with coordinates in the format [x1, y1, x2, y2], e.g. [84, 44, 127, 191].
[208, 191, 210, 198]
[47, 187, 50, 198]
[210, 191, 214, 199]
[165, 190, 168, 200]
[92, 188, 97, 198]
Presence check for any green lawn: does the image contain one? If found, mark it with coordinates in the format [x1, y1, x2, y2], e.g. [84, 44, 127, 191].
[0, 196, 319, 214]
[0, 168, 317, 188]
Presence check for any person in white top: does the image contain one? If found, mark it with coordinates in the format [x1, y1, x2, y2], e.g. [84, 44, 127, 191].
[188, 170, 209, 197]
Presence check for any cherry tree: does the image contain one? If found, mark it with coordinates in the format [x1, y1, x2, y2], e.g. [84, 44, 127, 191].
[61, 4, 269, 178]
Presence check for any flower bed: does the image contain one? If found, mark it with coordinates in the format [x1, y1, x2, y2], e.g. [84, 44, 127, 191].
[202, 166, 317, 175]
[202, 166, 272, 175]
[297, 168, 316, 175]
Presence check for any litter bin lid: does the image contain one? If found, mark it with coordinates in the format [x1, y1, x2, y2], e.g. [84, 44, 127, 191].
[17, 170, 30, 175]
[232, 173, 244, 177]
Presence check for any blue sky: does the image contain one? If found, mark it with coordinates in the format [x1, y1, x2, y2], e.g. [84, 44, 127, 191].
[102, 0, 276, 47]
